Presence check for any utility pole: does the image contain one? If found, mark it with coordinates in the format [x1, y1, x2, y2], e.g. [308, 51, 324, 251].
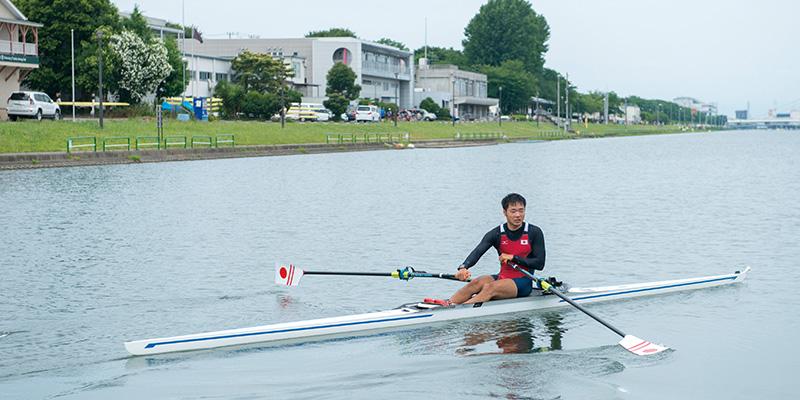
[71, 29, 76, 122]
[394, 72, 399, 128]
[603, 92, 609, 124]
[556, 77, 560, 124]
[564, 73, 569, 133]
[96, 30, 104, 129]
[451, 73, 456, 127]
[498, 86, 502, 127]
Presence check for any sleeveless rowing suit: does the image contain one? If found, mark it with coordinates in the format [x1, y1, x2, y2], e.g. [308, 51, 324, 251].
[497, 222, 533, 279]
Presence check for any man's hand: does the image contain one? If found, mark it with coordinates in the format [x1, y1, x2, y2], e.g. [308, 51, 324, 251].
[455, 267, 471, 281]
[499, 253, 515, 264]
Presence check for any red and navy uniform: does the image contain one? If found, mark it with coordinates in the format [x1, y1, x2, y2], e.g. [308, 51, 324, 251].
[461, 222, 546, 297]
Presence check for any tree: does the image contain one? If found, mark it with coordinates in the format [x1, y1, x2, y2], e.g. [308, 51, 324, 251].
[109, 31, 172, 103]
[481, 60, 537, 114]
[324, 63, 361, 121]
[158, 36, 187, 97]
[413, 46, 470, 69]
[463, 0, 550, 73]
[325, 63, 361, 100]
[15, 0, 121, 98]
[306, 28, 356, 38]
[419, 97, 441, 115]
[231, 50, 293, 93]
[376, 38, 408, 50]
[121, 5, 152, 40]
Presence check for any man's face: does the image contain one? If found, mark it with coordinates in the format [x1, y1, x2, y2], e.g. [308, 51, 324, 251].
[503, 202, 526, 227]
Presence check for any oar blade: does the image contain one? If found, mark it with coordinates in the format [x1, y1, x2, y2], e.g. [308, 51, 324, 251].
[275, 264, 304, 286]
[619, 335, 669, 356]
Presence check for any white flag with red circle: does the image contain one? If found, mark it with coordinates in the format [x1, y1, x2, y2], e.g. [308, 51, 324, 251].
[275, 264, 303, 286]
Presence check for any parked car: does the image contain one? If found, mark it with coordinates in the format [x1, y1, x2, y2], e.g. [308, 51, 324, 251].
[315, 109, 334, 122]
[355, 105, 380, 122]
[7, 91, 61, 121]
[418, 109, 437, 121]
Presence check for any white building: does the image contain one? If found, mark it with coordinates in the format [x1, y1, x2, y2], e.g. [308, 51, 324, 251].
[674, 96, 717, 115]
[414, 61, 497, 120]
[0, 0, 41, 120]
[180, 37, 414, 107]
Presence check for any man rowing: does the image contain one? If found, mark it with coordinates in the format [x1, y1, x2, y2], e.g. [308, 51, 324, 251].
[427, 193, 545, 305]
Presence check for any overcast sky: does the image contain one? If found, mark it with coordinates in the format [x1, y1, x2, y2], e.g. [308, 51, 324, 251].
[113, 0, 799, 117]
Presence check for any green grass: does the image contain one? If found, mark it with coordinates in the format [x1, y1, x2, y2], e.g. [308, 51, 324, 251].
[0, 118, 698, 154]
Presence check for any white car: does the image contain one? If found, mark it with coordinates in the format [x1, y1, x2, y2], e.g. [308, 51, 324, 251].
[355, 105, 380, 122]
[7, 91, 61, 121]
[314, 109, 333, 122]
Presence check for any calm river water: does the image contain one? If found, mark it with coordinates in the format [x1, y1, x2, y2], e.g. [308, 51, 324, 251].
[1, 129, 797, 399]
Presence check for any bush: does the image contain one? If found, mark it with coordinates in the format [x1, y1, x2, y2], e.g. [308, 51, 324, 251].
[105, 103, 155, 118]
[241, 91, 280, 120]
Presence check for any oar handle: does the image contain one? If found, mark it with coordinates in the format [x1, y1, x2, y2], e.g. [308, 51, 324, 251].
[509, 263, 626, 338]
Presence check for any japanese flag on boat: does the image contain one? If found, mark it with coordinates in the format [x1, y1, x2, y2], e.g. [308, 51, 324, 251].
[275, 264, 303, 286]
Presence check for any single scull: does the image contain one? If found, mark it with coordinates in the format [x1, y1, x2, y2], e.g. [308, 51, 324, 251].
[124, 267, 748, 356]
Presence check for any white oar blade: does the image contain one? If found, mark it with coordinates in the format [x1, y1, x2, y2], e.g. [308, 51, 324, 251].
[275, 264, 304, 286]
[619, 335, 669, 356]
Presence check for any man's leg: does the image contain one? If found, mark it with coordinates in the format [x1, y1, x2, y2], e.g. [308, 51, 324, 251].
[449, 275, 495, 304]
[463, 278, 518, 304]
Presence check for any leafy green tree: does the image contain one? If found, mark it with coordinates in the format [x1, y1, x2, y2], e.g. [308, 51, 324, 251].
[75, 25, 119, 100]
[241, 91, 280, 120]
[158, 37, 187, 97]
[325, 63, 361, 98]
[324, 63, 361, 121]
[463, 0, 550, 73]
[419, 97, 441, 114]
[376, 38, 408, 50]
[481, 60, 537, 114]
[413, 46, 470, 69]
[15, 0, 121, 98]
[231, 50, 293, 92]
[122, 6, 152, 40]
[306, 28, 356, 38]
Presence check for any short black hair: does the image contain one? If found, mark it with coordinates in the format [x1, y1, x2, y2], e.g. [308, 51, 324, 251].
[501, 193, 526, 210]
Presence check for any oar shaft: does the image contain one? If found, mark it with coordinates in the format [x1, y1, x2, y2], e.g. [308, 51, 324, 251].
[304, 271, 393, 277]
[510, 263, 626, 338]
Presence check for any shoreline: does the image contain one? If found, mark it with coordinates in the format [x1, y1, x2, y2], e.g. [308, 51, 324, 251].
[0, 139, 501, 171]
[0, 127, 711, 171]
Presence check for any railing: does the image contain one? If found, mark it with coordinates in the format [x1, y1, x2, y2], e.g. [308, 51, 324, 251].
[0, 40, 38, 56]
[102, 136, 130, 151]
[67, 137, 96, 153]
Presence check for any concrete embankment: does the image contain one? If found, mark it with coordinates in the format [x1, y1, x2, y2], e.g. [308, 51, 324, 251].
[0, 139, 499, 171]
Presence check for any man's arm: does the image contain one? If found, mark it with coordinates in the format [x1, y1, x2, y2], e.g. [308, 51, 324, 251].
[512, 225, 545, 271]
[460, 228, 498, 269]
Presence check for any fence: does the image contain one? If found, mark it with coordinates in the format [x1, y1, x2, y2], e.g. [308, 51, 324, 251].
[216, 134, 234, 147]
[102, 136, 130, 151]
[326, 132, 411, 145]
[164, 136, 187, 149]
[136, 136, 160, 150]
[67, 136, 97, 153]
[191, 136, 213, 148]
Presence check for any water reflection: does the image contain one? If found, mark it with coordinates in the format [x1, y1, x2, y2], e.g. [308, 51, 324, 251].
[457, 313, 564, 356]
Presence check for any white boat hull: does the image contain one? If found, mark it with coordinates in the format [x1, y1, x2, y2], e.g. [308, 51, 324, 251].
[124, 268, 749, 356]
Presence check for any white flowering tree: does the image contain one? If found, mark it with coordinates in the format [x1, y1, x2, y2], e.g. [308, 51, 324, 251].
[110, 30, 173, 103]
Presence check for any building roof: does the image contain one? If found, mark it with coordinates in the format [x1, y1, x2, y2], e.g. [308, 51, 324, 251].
[1, 0, 26, 20]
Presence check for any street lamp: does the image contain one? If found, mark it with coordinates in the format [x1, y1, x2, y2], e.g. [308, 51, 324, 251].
[96, 29, 104, 129]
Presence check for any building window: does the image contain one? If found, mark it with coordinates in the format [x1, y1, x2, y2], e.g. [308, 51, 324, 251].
[199, 71, 212, 81]
[333, 48, 352, 65]
[215, 73, 228, 82]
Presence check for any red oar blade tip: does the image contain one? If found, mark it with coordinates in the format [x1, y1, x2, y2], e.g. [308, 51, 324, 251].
[275, 264, 304, 286]
[619, 335, 669, 356]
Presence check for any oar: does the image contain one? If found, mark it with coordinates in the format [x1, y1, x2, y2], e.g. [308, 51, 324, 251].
[275, 264, 464, 287]
[509, 262, 668, 356]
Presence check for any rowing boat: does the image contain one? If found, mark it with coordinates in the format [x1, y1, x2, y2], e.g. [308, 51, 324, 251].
[124, 267, 749, 356]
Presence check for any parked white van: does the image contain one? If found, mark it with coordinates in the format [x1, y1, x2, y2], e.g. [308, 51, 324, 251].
[355, 105, 380, 122]
[7, 91, 61, 121]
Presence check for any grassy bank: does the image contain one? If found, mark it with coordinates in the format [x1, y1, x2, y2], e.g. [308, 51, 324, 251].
[0, 118, 697, 154]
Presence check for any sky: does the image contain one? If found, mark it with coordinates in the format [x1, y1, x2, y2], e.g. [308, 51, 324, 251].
[112, 0, 800, 117]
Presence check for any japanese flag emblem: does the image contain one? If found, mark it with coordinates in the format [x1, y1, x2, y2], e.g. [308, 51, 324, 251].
[521, 239, 528, 245]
